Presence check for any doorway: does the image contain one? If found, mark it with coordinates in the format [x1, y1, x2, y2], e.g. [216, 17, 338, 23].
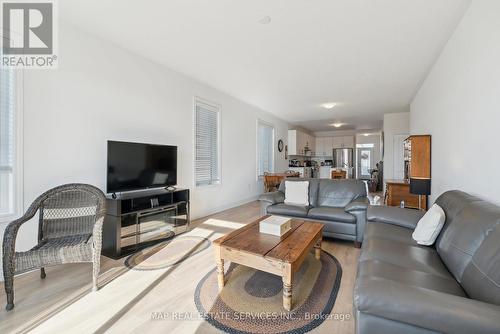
[357, 146, 374, 179]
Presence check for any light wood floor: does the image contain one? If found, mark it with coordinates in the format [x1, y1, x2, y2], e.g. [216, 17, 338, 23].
[0, 201, 360, 334]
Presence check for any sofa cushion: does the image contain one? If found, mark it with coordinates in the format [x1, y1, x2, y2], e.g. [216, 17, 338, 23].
[279, 178, 319, 207]
[307, 207, 355, 223]
[367, 206, 425, 230]
[412, 204, 446, 246]
[435, 197, 500, 283]
[357, 259, 465, 296]
[316, 179, 366, 207]
[461, 222, 500, 305]
[363, 221, 417, 245]
[284, 180, 309, 206]
[360, 234, 453, 279]
[354, 276, 500, 334]
[266, 203, 309, 217]
[434, 190, 483, 251]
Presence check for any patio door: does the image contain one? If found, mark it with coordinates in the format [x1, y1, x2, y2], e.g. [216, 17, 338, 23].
[357, 147, 374, 179]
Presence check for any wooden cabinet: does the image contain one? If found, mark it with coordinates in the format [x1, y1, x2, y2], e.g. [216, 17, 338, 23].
[385, 179, 427, 210]
[385, 135, 430, 210]
[408, 135, 431, 179]
[332, 136, 354, 149]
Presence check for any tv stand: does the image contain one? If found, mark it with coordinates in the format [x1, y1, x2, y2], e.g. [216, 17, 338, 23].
[102, 188, 190, 259]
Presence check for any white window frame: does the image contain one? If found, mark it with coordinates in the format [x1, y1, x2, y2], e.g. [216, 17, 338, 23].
[256, 119, 275, 179]
[0, 69, 23, 224]
[193, 97, 221, 188]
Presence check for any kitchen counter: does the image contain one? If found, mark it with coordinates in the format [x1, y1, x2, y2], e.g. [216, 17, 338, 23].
[288, 167, 312, 178]
[319, 166, 352, 179]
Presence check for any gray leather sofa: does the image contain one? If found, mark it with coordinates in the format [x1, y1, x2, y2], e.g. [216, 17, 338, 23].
[354, 190, 500, 334]
[258, 178, 369, 247]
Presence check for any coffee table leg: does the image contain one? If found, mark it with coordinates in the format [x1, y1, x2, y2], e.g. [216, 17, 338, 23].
[214, 245, 225, 291]
[283, 264, 292, 311]
[314, 237, 322, 260]
[216, 259, 225, 291]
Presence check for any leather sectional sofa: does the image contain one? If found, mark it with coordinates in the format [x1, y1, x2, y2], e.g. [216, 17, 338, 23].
[354, 190, 500, 334]
[258, 178, 369, 247]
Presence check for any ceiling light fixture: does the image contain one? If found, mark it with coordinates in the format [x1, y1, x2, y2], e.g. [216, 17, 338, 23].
[363, 133, 370, 137]
[259, 16, 272, 24]
[322, 103, 337, 110]
[331, 123, 343, 128]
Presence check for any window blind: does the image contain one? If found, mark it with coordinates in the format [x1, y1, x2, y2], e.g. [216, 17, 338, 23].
[0, 69, 15, 216]
[195, 100, 220, 186]
[257, 122, 274, 176]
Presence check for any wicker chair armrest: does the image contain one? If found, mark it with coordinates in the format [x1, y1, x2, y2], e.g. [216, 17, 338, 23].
[92, 216, 105, 246]
[2, 202, 41, 266]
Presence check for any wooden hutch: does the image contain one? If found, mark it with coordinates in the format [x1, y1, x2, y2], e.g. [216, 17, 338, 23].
[385, 135, 431, 210]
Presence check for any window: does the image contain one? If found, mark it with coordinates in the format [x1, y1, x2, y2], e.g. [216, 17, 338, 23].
[0, 69, 22, 220]
[194, 98, 221, 186]
[257, 121, 274, 177]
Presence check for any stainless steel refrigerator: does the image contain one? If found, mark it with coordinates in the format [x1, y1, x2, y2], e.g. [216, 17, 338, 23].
[333, 148, 354, 177]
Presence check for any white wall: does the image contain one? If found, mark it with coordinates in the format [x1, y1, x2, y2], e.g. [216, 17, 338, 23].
[411, 0, 500, 204]
[0, 22, 289, 272]
[383, 112, 409, 181]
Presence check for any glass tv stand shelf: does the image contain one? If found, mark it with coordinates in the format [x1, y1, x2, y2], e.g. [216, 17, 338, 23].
[102, 188, 190, 259]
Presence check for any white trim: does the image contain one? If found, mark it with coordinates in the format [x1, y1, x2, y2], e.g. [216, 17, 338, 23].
[190, 195, 259, 220]
[256, 119, 275, 180]
[0, 69, 24, 224]
[193, 96, 222, 188]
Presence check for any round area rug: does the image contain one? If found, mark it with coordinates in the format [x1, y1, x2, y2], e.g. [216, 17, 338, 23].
[194, 251, 342, 334]
[125, 236, 210, 271]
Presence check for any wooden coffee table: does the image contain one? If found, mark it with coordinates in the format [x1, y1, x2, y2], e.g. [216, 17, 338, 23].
[213, 216, 323, 311]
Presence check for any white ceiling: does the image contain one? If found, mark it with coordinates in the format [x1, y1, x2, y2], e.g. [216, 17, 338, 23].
[60, 0, 470, 131]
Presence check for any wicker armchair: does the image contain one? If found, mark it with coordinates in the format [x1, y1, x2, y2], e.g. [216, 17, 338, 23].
[2, 184, 106, 311]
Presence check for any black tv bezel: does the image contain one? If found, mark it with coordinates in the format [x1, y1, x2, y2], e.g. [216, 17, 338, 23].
[106, 140, 177, 194]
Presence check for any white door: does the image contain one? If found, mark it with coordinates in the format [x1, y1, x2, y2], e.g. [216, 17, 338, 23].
[393, 134, 408, 180]
[357, 148, 374, 179]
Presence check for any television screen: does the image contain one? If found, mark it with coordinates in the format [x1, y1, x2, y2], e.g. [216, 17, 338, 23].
[107, 141, 177, 193]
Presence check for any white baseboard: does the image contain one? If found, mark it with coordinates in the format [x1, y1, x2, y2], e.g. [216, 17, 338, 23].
[191, 194, 259, 220]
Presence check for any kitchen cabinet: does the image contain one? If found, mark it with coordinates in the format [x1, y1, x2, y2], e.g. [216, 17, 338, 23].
[288, 130, 315, 156]
[319, 166, 332, 178]
[332, 136, 355, 149]
[288, 167, 312, 178]
[315, 136, 333, 156]
[315, 137, 325, 156]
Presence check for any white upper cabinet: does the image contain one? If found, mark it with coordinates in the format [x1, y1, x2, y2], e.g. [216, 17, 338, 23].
[288, 130, 315, 156]
[288, 130, 299, 155]
[332, 136, 355, 149]
[315, 137, 325, 156]
[324, 137, 333, 154]
[315, 136, 333, 156]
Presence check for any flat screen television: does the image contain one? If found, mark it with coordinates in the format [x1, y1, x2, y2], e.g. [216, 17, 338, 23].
[107, 141, 177, 193]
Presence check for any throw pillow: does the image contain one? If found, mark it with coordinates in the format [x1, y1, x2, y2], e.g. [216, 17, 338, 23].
[412, 204, 446, 245]
[284, 181, 309, 206]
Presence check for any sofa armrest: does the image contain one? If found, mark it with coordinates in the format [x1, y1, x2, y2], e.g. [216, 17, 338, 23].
[367, 205, 424, 230]
[345, 197, 370, 212]
[258, 191, 285, 205]
[355, 278, 500, 334]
